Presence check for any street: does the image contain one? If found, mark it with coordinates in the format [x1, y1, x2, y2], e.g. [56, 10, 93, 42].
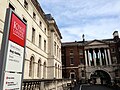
[73, 84, 120, 90]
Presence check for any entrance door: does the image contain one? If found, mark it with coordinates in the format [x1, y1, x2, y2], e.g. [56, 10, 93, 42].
[70, 73, 75, 79]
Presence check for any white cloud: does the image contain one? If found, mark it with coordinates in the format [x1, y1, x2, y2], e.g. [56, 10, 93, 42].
[39, 0, 120, 42]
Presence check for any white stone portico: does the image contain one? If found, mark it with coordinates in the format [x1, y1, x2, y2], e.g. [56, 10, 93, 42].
[84, 40, 114, 82]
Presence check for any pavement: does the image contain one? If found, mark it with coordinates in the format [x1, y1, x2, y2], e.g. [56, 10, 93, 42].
[73, 84, 120, 90]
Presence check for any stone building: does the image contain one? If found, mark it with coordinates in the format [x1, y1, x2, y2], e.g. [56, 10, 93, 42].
[0, 0, 75, 89]
[62, 31, 120, 84]
[0, 0, 62, 80]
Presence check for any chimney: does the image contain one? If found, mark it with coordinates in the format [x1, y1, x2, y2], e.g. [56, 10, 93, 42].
[113, 31, 119, 42]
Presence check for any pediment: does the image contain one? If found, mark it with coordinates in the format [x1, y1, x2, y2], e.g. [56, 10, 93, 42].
[85, 40, 107, 46]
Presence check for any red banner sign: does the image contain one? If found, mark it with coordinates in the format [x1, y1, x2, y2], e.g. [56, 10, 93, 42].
[9, 13, 26, 47]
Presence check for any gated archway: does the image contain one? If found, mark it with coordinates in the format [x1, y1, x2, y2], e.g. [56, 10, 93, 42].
[90, 70, 111, 84]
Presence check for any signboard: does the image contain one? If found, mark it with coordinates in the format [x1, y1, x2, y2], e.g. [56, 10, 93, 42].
[5, 41, 24, 72]
[3, 72, 22, 90]
[9, 12, 26, 47]
[0, 8, 27, 90]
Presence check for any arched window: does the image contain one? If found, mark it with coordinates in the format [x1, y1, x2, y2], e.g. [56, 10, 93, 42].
[37, 59, 41, 78]
[43, 62, 46, 79]
[29, 56, 34, 77]
[70, 70, 75, 79]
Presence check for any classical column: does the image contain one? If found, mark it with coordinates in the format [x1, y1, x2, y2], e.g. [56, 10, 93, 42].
[86, 50, 89, 66]
[88, 50, 91, 66]
[107, 49, 112, 65]
[104, 48, 108, 65]
[99, 49, 102, 66]
[85, 50, 88, 66]
[93, 49, 96, 66]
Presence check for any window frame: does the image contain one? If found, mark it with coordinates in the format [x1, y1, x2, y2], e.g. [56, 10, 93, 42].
[24, 0, 28, 10]
[32, 28, 35, 43]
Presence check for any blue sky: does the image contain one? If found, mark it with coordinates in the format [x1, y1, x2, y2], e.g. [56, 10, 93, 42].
[39, 0, 120, 42]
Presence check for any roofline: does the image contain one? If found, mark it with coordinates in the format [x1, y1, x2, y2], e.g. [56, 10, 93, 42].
[31, 0, 49, 25]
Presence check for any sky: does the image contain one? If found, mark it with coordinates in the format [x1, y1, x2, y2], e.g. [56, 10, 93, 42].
[39, 0, 120, 42]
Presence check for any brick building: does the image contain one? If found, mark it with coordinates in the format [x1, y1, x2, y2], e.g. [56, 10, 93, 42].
[62, 41, 84, 81]
[62, 31, 120, 84]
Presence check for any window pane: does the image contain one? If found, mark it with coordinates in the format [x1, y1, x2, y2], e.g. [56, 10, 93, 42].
[24, 0, 28, 10]
[33, 12, 36, 19]
[39, 35, 41, 48]
[32, 28, 35, 43]
[44, 40, 46, 52]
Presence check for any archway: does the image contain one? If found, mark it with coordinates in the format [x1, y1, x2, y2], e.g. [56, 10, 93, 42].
[90, 70, 111, 84]
[69, 69, 76, 79]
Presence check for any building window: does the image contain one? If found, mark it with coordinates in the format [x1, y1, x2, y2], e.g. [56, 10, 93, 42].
[33, 12, 36, 20]
[70, 70, 75, 79]
[44, 40, 46, 52]
[32, 28, 35, 43]
[24, 0, 28, 10]
[23, 18, 27, 23]
[54, 42, 56, 55]
[70, 56, 74, 65]
[79, 49, 83, 55]
[80, 58, 84, 65]
[44, 28, 46, 33]
[39, 21, 42, 27]
[9, 3, 15, 11]
[39, 35, 41, 48]
[71, 74, 75, 79]
[37, 60, 41, 77]
[29, 56, 34, 77]
[70, 49, 73, 55]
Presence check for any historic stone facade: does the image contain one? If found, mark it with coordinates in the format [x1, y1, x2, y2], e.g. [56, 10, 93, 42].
[0, 0, 62, 80]
[82, 40, 114, 84]
[62, 31, 120, 84]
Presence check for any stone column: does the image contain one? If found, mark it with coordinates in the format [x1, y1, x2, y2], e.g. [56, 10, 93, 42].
[93, 49, 96, 66]
[104, 48, 108, 65]
[107, 49, 112, 65]
[99, 49, 102, 66]
[88, 50, 91, 66]
[85, 50, 88, 66]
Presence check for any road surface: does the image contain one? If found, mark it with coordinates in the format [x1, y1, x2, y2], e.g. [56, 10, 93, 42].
[73, 84, 120, 90]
